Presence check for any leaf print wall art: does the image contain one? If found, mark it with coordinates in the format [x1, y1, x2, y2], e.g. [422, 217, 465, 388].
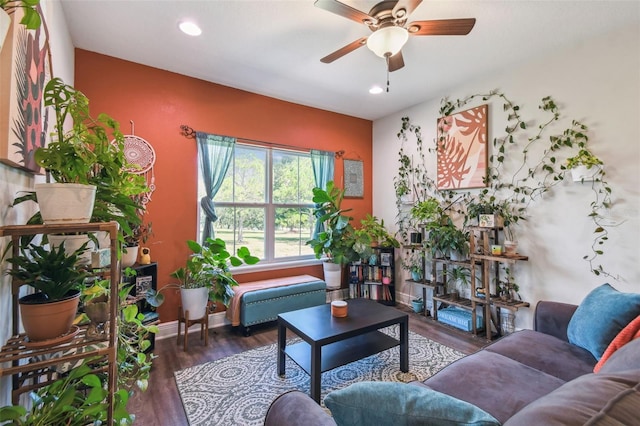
[0, 6, 52, 173]
[436, 104, 488, 190]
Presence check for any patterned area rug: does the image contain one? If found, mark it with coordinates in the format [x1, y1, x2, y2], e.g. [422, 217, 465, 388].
[175, 326, 464, 426]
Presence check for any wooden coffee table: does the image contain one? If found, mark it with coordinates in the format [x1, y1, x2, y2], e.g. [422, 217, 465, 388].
[277, 298, 409, 403]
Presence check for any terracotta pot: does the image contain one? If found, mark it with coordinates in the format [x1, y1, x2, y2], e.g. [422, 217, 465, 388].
[19, 291, 80, 342]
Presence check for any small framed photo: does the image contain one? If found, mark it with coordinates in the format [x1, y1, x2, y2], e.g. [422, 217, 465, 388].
[135, 275, 153, 296]
[380, 252, 392, 267]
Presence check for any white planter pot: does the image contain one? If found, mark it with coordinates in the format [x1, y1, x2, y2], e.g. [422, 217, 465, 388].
[48, 234, 95, 265]
[323, 261, 342, 290]
[0, 9, 10, 53]
[122, 245, 139, 268]
[180, 287, 209, 320]
[571, 164, 601, 182]
[35, 183, 96, 224]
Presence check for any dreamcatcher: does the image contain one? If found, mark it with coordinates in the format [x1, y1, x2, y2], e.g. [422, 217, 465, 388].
[117, 121, 156, 208]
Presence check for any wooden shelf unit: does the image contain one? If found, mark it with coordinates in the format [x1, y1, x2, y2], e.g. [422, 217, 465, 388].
[0, 222, 120, 423]
[348, 247, 396, 305]
[468, 226, 530, 340]
[402, 226, 530, 340]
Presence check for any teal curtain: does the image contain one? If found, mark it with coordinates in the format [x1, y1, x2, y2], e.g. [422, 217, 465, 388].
[197, 132, 235, 243]
[310, 149, 335, 238]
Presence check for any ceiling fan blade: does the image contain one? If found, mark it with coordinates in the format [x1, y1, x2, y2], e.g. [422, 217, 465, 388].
[314, 0, 376, 26]
[407, 18, 476, 36]
[388, 51, 405, 72]
[320, 37, 368, 63]
[393, 0, 423, 19]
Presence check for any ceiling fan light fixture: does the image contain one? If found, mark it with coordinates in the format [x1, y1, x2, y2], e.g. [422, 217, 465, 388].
[366, 26, 409, 58]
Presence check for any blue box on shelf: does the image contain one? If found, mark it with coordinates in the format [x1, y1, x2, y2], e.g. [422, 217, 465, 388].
[438, 307, 483, 332]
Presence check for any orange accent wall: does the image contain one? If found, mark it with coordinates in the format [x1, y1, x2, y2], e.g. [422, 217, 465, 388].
[74, 50, 373, 322]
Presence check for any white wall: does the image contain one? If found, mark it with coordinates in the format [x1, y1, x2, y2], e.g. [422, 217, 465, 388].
[0, 0, 74, 407]
[373, 23, 640, 330]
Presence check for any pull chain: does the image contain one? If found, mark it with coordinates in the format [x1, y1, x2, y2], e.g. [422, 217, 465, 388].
[385, 55, 390, 93]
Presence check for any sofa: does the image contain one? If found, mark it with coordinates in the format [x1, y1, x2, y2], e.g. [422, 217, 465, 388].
[265, 284, 640, 425]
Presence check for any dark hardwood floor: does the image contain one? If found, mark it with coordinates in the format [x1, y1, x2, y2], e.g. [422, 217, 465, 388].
[128, 305, 487, 426]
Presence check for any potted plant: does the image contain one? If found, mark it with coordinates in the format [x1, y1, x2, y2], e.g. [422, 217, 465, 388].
[13, 78, 147, 247]
[356, 214, 400, 248]
[445, 266, 472, 301]
[565, 148, 604, 182]
[497, 266, 520, 302]
[401, 250, 425, 281]
[306, 181, 359, 289]
[410, 197, 445, 230]
[5, 242, 89, 342]
[122, 221, 153, 267]
[146, 238, 259, 320]
[428, 222, 469, 261]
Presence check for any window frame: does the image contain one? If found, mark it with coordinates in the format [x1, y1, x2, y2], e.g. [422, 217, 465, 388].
[197, 141, 317, 265]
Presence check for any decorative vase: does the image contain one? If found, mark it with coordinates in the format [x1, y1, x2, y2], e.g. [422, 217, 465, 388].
[323, 261, 342, 290]
[19, 291, 80, 342]
[180, 287, 209, 320]
[139, 247, 151, 264]
[35, 183, 96, 224]
[411, 270, 422, 281]
[411, 299, 424, 313]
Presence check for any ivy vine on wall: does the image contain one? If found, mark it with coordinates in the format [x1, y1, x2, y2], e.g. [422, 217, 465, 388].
[395, 90, 615, 278]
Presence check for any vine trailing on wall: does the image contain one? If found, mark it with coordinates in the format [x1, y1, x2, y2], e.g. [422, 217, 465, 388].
[396, 90, 615, 278]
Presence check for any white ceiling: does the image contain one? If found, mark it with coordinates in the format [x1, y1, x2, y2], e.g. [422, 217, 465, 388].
[59, 0, 640, 121]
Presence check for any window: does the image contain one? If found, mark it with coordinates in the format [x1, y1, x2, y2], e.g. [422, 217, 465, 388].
[198, 143, 317, 263]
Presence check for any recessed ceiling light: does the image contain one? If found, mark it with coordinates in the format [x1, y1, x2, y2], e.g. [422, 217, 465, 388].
[179, 21, 202, 36]
[369, 85, 383, 95]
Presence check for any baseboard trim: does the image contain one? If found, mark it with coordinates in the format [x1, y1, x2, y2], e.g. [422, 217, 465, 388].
[155, 311, 229, 340]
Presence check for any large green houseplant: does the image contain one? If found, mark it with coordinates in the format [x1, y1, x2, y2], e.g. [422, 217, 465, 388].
[5, 242, 89, 342]
[13, 78, 147, 248]
[146, 238, 259, 320]
[306, 181, 359, 289]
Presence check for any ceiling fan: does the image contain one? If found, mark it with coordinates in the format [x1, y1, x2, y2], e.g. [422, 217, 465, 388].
[315, 0, 476, 73]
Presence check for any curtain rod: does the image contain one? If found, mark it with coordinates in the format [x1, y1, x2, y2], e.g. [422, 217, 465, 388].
[180, 125, 344, 158]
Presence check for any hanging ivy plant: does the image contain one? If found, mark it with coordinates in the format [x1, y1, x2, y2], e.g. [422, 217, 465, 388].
[396, 91, 615, 278]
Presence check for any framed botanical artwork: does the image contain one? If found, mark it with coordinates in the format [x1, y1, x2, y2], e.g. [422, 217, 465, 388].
[436, 104, 488, 190]
[343, 159, 363, 198]
[0, 6, 52, 173]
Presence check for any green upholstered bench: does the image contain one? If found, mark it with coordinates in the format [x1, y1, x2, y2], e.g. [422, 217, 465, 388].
[226, 275, 326, 336]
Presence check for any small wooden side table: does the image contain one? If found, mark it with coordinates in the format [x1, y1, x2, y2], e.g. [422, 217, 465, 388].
[177, 306, 209, 351]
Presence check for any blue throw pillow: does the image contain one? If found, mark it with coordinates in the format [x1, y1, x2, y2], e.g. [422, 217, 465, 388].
[567, 284, 640, 360]
[324, 382, 500, 426]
